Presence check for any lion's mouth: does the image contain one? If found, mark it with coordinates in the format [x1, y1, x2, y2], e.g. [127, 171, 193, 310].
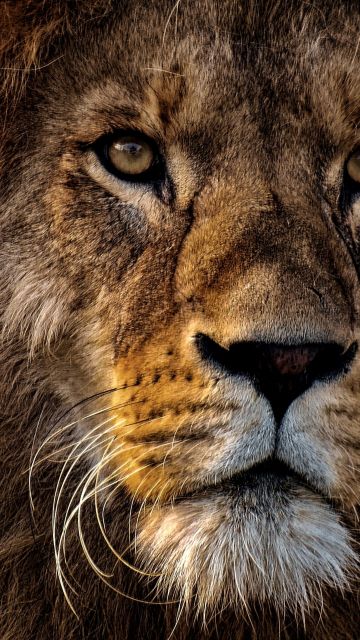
[230, 458, 300, 487]
[228, 458, 328, 503]
[173, 458, 330, 506]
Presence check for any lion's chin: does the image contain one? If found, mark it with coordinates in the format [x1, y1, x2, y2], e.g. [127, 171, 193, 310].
[136, 470, 356, 620]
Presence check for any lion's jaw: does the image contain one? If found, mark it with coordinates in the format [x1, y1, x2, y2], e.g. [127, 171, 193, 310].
[137, 478, 354, 618]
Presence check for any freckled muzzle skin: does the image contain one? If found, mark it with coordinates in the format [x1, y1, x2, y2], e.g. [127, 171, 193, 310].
[1, 1, 360, 639]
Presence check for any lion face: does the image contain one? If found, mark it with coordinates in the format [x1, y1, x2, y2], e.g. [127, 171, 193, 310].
[1, 0, 359, 628]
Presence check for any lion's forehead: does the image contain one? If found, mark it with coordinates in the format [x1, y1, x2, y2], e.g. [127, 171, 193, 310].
[36, 2, 359, 156]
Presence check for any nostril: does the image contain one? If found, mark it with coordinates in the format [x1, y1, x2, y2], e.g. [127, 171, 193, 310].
[195, 333, 357, 422]
[262, 343, 356, 380]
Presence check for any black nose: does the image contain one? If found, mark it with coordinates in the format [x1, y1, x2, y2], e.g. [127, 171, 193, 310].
[196, 334, 357, 422]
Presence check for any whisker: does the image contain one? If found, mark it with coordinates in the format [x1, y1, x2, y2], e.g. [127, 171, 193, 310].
[77, 439, 119, 580]
[27, 398, 147, 477]
[29, 362, 186, 502]
[101, 481, 122, 528]
[95, 459, 161, 578]
[56, 436, 171, 593]
[55, 447, 126, 608]
[52, 409, 160, 550]
[54, 433, 119, 602]
[86, 467, 179, 605]
[28, 402, 48, 512]
[79, 444, 167, 584]
[29, 364, 179, 479]
[28, 395, 142, 474]
[42, 364, 174, 435]
[28, 388, 192, 613]
[52, 416, 121, 587]
[58, 433, 190, 603]
[58, 462, 156, 611]
[162, 0, 181, 46]
[29, 404, 118, 509]
[129, 472, 162, 556]
[93, 439, 191, 577]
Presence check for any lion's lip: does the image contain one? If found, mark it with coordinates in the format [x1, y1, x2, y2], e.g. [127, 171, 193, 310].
[228, 459, 319, 496]
[172, 458, 330, 504]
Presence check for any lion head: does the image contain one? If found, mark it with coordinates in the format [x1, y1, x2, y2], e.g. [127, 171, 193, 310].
[1, 1, 359, 638]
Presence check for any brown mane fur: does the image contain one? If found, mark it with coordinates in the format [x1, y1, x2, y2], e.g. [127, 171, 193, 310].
[0, 1, 111, 109]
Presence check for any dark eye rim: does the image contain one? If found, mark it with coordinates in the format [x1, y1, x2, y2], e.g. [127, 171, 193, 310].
[341, 148, 360, 211]
[92, 130, 166, 184]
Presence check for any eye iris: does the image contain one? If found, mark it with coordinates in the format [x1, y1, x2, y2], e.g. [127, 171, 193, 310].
[108, 136, 154, 175]
[347, 152, 360, 183]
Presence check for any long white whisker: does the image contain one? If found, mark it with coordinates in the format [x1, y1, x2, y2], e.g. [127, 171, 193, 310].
[52, 416, 121, 594]
[56, 436, 169, 594]
[57, 462, 154, 611]
[28, 401, 141, 473]
[28, 402, 47, 512]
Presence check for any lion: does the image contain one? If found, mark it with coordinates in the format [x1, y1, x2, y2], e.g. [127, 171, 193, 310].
[0, 1, 359, 638]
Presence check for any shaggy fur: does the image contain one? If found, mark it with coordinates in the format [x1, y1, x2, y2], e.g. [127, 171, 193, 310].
[1, 1, 360, 638]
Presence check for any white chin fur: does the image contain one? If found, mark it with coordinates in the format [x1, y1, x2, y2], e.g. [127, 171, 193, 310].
[136, 482, 356, 620]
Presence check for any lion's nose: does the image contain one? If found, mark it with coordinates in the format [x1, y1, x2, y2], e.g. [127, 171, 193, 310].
[196, 334, 357, 422]
[266, 345, 319, 376]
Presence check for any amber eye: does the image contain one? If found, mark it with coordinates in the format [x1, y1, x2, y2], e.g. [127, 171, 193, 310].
[346, 150, 360, 183]
[106, 134, 155, 177]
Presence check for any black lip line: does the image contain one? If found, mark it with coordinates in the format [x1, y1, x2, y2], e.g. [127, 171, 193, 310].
[169, 457, 334, 507]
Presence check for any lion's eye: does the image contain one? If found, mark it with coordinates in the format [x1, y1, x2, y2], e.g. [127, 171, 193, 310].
[106, 134, 155, 177]
[88, 131, 167, 195]
[346, 151, 360, 184]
